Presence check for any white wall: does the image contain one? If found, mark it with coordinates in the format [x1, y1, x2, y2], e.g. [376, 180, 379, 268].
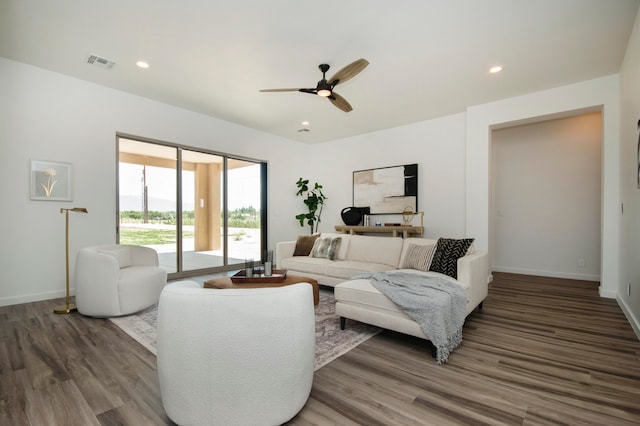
[0, 57, 308, 306]
[466, 75, 620, 298]
[0, 58, 469, 307]
[619, 8, 640, 337]
[303, 113, 468, 239]
[491, 113, 602, 281]
[1, 51, 635, 328]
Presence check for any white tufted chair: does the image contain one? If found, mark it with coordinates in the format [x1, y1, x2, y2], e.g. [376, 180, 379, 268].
[157, 280, 315, 426]
[75, 244, 167, 317]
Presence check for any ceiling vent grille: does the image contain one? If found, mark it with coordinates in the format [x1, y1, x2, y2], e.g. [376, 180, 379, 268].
[86, 54, 116, 69]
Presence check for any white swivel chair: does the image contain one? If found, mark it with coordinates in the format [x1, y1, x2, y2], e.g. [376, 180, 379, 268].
[157, 280, 315, 426]
[75, 244, 167, 317]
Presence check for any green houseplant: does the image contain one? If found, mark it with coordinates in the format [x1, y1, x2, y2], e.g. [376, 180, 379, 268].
[295, 177, 327, 234]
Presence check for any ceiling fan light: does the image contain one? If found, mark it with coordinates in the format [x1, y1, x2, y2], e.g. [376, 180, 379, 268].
[317, 89, 331, 97]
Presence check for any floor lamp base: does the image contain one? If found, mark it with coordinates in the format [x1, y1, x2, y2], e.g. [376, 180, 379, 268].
[54, 303, 77, 314]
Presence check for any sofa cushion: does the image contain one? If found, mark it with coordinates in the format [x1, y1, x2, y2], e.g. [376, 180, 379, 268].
[293, 234, 320, 256]
[335, 278, 401, 313]
[336, 271, 469, 315]
[310, 236, 342, 260]
[325, 260, 396, 280]
[280, 256, 333, 275]
[429, 238, 475, 279]
[345, 235, 404, 268]
[400, 243, 436, 272]
[319, 232, 351, 260]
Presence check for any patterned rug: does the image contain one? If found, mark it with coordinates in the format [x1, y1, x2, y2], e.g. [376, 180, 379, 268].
[109, 287, 381, 371]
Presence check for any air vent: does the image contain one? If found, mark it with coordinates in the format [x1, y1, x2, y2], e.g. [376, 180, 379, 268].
[297, 128, 310, 132]
[86, 54, 116, 69]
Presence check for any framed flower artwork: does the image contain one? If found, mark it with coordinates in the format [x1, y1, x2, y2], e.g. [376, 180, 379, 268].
[30, 160, 72, 201]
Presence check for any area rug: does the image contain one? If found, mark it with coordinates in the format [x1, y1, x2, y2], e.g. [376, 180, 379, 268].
[109, 288, 381, 371]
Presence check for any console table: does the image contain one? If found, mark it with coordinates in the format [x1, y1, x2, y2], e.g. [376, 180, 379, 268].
[335, 225, 424, 238]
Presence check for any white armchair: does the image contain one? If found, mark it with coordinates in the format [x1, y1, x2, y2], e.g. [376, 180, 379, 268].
[157, 280, 315, 426]
[75, 244, 167, 317]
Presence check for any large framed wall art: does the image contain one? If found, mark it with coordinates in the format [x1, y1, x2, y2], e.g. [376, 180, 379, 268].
[353, 163, 417, 214]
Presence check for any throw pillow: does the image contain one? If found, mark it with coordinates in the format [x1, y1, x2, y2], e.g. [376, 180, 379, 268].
[429, 238, 475, 279]
[293, 234, 320, 256]
[310, 236, 342, 260]
[401, 243, 436, 272]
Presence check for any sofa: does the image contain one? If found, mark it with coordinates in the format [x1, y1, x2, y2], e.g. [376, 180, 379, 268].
[276, 232, 489, 342]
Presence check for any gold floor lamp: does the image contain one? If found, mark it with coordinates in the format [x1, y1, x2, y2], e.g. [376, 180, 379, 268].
[54, 207, 88, 314]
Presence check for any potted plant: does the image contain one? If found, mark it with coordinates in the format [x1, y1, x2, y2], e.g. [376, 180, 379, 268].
[295, 178, 327, 234]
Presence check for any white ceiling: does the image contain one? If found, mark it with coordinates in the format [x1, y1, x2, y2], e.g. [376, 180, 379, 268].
[1, 0, 638, 143]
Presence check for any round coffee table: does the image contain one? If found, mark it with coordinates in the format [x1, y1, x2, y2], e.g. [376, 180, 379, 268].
[203, 274, 320, 305]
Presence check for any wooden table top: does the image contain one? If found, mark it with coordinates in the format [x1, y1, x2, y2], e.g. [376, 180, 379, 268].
[203, 274, 320, 305]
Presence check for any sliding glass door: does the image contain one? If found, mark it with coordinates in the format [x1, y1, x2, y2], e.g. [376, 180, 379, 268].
[117, 136, 266, 278]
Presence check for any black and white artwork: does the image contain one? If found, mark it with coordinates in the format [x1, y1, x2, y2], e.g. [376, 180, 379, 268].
[353, 164, 417, 214]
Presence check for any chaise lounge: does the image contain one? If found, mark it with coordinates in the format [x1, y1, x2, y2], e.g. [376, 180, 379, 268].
[276, 233, 490, 345]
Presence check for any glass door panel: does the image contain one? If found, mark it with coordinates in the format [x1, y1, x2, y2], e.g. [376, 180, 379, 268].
[181, 149, 225, 272]
[226, 159, 262, 265]
[118, 139, 178, 273]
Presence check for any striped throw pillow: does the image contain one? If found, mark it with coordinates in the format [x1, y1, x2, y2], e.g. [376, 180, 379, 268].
[401, 243, 436, 272]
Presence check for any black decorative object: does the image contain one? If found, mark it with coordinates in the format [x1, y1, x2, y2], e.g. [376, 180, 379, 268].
[341, 207, 363, 226]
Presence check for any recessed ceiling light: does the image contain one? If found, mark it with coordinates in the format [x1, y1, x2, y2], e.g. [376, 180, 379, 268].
[489, 65, 503, 74]
[136, 61, 150, 69]
[301, 121, 310, 126]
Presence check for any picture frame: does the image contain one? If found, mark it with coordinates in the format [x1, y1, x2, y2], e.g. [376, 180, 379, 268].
[30, 160, 72, 201]
[353, 163, 418, 214]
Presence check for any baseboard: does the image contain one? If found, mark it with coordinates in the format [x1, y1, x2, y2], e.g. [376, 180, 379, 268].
[599, 287, 617, 299]
[617, 295, 640, 341]
[0, 288, 73, 307]
[492, 266, 600, 282]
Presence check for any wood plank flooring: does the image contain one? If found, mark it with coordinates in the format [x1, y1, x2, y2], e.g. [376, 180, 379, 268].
[1, 272, 639, 425]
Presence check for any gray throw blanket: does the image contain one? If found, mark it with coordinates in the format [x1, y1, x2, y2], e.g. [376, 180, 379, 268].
[352, 272, 466, 363]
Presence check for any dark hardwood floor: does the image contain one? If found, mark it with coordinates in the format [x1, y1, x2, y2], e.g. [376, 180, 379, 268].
[1, 272, 639, 425]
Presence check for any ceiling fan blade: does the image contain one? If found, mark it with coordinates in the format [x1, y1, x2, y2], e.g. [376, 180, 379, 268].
[328, 58, 369, 86]
[259, 88, 302, 92]
[329, 92, 353, 112]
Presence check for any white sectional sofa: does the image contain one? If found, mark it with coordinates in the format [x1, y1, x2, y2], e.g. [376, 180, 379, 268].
[276, 232, 490, 343]
[277, 232, 408, 287]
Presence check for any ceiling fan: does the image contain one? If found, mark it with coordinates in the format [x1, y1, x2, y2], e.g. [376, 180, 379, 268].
[259, 58, 369, 112]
